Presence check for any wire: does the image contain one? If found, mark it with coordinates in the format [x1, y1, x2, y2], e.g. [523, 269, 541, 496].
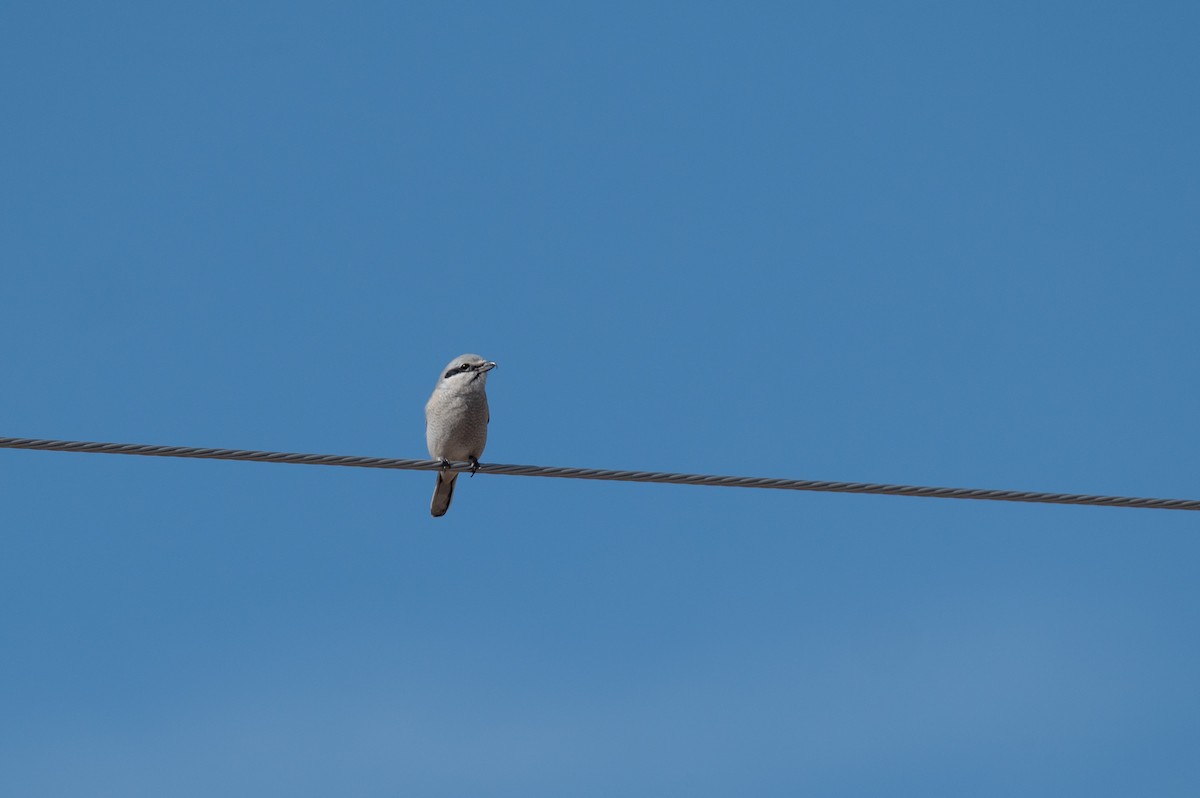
[1, 435, 1196, 513]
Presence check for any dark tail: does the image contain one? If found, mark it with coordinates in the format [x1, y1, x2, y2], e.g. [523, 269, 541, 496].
[430, 472, 457, 517]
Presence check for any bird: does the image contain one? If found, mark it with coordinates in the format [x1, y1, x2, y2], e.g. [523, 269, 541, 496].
[424, 353, 497, 517]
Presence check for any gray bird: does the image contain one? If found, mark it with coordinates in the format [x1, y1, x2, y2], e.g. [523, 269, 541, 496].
[425, 353, 497, 517]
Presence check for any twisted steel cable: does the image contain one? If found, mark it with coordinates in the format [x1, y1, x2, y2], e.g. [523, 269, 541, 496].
[2, 435, 1197, 512]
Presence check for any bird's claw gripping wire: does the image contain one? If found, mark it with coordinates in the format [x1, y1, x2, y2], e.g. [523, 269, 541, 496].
[437, 456, 480, 476]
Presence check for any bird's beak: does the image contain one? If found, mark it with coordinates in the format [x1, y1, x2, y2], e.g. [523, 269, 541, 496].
[480, 361, 497, 372]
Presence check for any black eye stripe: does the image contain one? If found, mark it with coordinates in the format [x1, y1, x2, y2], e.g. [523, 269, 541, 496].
[444, 363, 477, 378]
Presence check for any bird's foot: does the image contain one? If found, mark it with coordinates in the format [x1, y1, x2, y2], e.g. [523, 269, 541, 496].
[468, 456, 481, 477]
[438, 458, 452, 472]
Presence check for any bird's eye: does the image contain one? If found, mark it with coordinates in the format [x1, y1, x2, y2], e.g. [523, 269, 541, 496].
[460, 363, 471, 371]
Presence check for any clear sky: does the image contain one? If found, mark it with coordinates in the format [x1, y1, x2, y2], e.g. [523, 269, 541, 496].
[2, 3, 1198, 796]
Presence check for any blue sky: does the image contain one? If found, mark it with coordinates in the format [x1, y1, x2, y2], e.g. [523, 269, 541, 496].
[2, 2, 1198, 795]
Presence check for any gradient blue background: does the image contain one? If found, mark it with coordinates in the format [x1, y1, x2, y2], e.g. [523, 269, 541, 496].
[2, 3, 1198, 795]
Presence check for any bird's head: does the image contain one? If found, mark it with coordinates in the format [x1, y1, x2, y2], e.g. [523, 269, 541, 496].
[439, 354, 497, 387]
